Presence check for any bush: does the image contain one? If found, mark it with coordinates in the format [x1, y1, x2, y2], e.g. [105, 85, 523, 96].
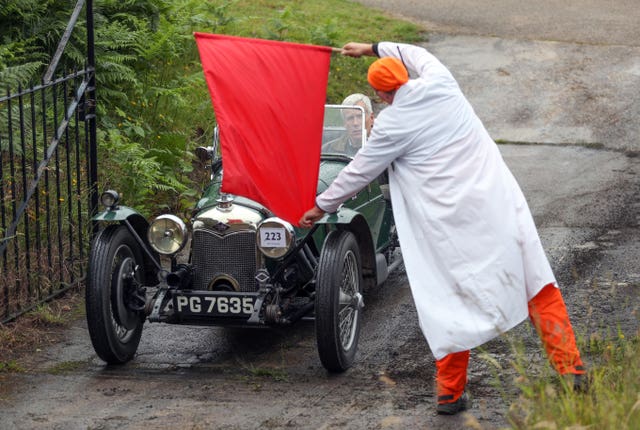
[1, 0, 425, 216]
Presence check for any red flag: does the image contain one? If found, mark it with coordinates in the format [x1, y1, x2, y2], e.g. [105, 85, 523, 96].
[194, 33, 331, 225]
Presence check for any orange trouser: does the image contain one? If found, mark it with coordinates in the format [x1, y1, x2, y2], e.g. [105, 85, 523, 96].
[436, 283, 585, 403]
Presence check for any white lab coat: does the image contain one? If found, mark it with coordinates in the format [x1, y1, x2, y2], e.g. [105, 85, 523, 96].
[316, 42, 556, 359]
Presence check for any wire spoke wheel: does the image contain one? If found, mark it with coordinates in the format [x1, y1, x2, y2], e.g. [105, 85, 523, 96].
[86, 225, 145, 364]
[337, 250, 360, 350]
[315, 230, 363, 372]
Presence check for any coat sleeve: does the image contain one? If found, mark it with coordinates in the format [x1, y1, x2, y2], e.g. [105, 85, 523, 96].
[376, 41, 448, 81]
[315, 123, 404, 213]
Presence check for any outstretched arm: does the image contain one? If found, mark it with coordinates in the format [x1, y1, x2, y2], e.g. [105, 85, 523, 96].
[341, 42, 375, 58]
[341, 41, 439, 79]
[376, 42, 448, 80]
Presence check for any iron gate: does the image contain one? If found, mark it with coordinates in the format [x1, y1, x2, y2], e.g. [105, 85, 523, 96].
[0, 0, 98, 322]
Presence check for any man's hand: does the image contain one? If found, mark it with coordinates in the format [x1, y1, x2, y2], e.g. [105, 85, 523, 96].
[299, 205, 325, 228]
[341, 42, 374, 58]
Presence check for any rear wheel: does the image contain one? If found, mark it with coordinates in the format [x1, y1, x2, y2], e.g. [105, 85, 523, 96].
[86, 225, 145, 364]
[315, 230, 364, 372]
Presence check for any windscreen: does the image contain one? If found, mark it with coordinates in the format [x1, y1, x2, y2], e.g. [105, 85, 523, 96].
[321, 105, 366, 158]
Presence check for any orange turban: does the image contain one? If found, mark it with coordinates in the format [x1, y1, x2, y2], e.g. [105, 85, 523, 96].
[367, 57, 409, 92]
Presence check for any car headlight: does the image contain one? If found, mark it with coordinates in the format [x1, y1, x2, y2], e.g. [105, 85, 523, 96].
[100, 190, 119, 208]
[256, 217, 295, 259]
[147, 214, 188, 255]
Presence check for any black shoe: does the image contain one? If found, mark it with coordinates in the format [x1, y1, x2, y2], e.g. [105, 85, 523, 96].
[437, 391, 470, 415]
[572, 373, 590, 393]
[561, 372, 589, 392]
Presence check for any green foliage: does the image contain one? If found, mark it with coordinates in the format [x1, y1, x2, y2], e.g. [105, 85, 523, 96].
[0, 359, 24, 373]
[226, 0, 425, 102]
[46, 360, 86, 374]
[309, 19, 340, 47]
[244, 365, 289, 382]
[1, 0, 424, 217]
[0, 57, 43, 89]
[29, 303, 66, 326]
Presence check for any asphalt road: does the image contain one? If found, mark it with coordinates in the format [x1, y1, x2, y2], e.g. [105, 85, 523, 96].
[1, 2, 639, 429]
[357, 0, 640, 152]
[357, 0, 640, 46]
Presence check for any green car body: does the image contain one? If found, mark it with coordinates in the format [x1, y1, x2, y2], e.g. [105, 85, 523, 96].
[86, 105, 400, 372]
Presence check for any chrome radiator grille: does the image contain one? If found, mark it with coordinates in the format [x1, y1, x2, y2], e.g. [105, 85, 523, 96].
[191, 229, 258, 292]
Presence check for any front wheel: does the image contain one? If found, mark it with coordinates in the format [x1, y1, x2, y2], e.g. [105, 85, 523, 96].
[315, 230, 364, 372]
[86, 225, 145, 364]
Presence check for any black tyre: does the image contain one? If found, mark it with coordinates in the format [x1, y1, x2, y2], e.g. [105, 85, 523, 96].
[315, 230, 364, 372]
[86, 225, 145, 364]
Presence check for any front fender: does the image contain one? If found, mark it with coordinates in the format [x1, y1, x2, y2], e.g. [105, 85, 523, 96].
[92, 206, 159, 286]
[316, 207, 360, 225]
[93, 205, 146, 223]
[316, 208, 377, 291]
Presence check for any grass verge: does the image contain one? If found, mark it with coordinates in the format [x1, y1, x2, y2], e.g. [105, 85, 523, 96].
[503, 329, 640, 429]
[0, 289, 84, 371]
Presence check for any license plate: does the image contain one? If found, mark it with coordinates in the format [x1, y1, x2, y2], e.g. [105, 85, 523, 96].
[173, 291, 256, 317]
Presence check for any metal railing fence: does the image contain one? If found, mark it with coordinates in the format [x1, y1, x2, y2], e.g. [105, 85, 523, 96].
[0, 0, 97, 322]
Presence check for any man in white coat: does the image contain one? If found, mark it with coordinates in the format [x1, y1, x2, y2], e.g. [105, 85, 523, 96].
[300, 41, 586, 415]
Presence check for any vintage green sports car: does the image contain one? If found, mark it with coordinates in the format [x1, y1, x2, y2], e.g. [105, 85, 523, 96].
[86, 105, 402, 372]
